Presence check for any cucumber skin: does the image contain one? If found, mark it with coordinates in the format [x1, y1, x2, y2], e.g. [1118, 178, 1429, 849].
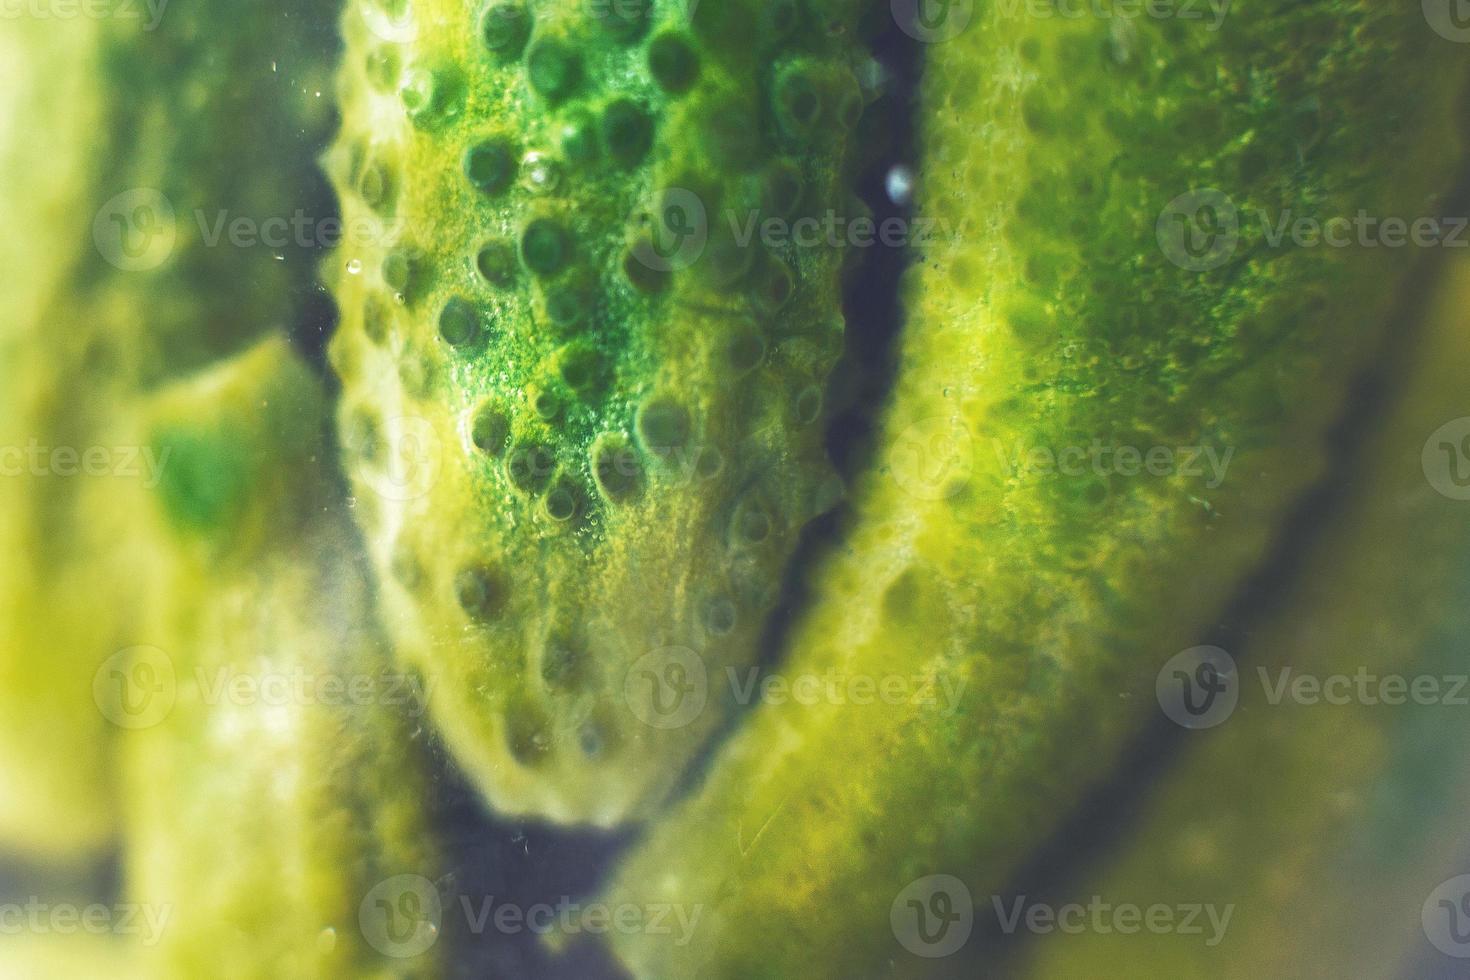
[1013, 252, 1470, 980]
[328, 0, 874, 824]
[598, 6, 1470, 977]
[0, 1, 338, 859]
[120, 339, 445, 980]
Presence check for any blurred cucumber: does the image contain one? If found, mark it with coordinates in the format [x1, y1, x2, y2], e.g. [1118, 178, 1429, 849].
[0, 15, 120, 860]
[0, 0, 339, 857]
[119, 338, 446, 979]
[1010, 251, 1470, 978]
[595, 6, 1470, 976]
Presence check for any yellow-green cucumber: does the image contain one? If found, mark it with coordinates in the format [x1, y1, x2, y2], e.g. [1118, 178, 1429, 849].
[328, 0, 878, 823]
[1011, 251, 1470, 979]
[119, 339, 445, 979]
[595, 6, 1470, 976]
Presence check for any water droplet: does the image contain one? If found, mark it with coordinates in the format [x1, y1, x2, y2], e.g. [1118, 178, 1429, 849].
[346, 258, 363, 275]
[886, 165, 915, 207]
[521, 151, 562, 194]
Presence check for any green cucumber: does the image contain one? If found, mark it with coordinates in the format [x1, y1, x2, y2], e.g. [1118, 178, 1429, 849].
[595, 6, 1470, 976]
[328, 0, 875, 823]
[1012, 252, 1470, 979]
[120, 339, 445, 979]
[0, 0, 339, 858]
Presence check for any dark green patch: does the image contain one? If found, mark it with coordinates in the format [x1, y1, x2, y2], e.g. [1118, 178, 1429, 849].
[592, 434, 644, 502]
[471, 403, 510, 455]
[482, 3, 531, 58]
[438, 297, 482, 347]
[601, 99, 654, 167]
[152, 425, 251, 535]
[591, 0, 651, 43]
[648, 32, 699, 94]
[637, 397, 691, 452]
[456, 565, 507, 621]
[520, 218, 572, 277]
[507, 442, 556, 494]
[526, 38, 581, 100]
[465, 138, 518, 195]
[475, 241, 518, 287]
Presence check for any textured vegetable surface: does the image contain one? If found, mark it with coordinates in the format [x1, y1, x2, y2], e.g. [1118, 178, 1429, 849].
[329, 0, 875, 823]
[1015, 252, 1470, 980]
[6, 5, 1470, 978]
[597, 6, 1470, 976]
[0, 0, 338, 857]
[121, 339, 445, 979]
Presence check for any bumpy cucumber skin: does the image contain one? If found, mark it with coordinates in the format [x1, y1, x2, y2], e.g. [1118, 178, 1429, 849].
[121, 340, 444, 980]
[329, 0, 872, 823]
[0, 1, 337, 858]
[1015, 254, 1470, 980]
[599, 7, 1470, 976]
